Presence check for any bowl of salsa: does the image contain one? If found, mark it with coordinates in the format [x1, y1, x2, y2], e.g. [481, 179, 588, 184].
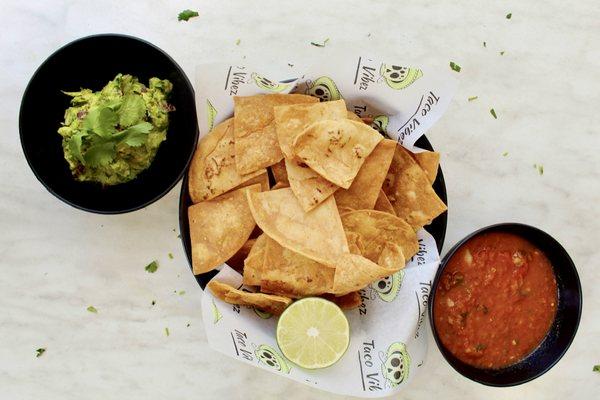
[429, 223, 582, 386]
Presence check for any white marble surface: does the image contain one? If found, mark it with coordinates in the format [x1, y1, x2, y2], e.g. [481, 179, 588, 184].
[1, 0, 599, 398]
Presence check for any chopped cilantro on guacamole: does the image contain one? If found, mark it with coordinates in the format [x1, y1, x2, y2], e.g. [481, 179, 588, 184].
[58, 74, 173, 185]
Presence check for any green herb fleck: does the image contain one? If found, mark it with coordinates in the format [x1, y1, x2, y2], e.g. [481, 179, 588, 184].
[151, 300, 156, 306]
[35, 348, 46, 358]
[502, 152, 509, 157]
[235, 38, 241, 46]
[593, 365, 600, 372]
[186, 323, 191, 327]
[310, 38, 330, 47]
[468, 96, 478, 102]
[177, 234, 181, 239]
[178, 9, 199, 21]
[287, 63, 294, 67]
[145, 261, 159, 273]
[87, 306, 98, 313]
[165, 327, 170, 336]
[490, 108, 498, 119]
[500, 51, 505, 56]
[534, 164, 544, 175]
[449, 61, 461, 72]
[483, 41, 487, 47]
[506, 13, 512, 19]
[168, 253, 174, 260]
[475, 343, 487, 351]
[178, 290, 186, 296]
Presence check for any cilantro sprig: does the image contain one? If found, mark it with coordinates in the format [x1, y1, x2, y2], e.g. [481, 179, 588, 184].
[178, 10, 199, 21]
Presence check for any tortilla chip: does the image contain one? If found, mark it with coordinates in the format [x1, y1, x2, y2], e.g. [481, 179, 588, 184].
[188, 184, 260, 275]
[334, 139, 396, 209]
[374, 190, 396, 216]
[411, 150, 440, 184]
[331, 253, 400, 295]
[285, 158, 339, 211]
[242, 234, 267, 286]
[233, 94, 317, 174]
[293, 119, 383, 188]
[377, 242, 406, 270]
[271, 181, 289, 190]
[247, 187, 349, 265]
[274, 99, 347, 159]
[346, 111, 363, 122]
[207, 280, 291, 315]
[188, 118, 265, 202]
[383, 146, 447, 229]
[321, 292, 362, 310]
[341, 209, 419, 261]
[240, 170, 270, 192]
[226, 238, 255, 273]
[260, 237, 334, 298]
[337, 205, 355, 216]
[270, 159, 288, 185]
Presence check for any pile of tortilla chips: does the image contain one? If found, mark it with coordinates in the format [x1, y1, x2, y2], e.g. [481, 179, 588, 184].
[187, 94, 446, 315]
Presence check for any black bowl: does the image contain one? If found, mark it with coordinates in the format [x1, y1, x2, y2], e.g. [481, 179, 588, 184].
[19, 34, 198, 214]
[428, 223, 582, 386]
[179, 135, 448, 289]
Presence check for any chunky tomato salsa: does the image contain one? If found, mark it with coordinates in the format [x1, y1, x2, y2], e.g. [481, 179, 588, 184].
[433, 232, 557, 369]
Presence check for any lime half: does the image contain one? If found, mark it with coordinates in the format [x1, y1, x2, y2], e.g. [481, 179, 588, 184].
[276, 297, 350, 369]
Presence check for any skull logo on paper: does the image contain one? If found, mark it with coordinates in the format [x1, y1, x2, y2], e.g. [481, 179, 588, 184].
[379, 342, 410, 387]
[206, 99, 218, 131]
[254, 344, 291, 374]
[251, 73, 290, 92]
[369, 270, 404, 302]
[305, 76, 342, 101]
[379, 64, 422, 90]
[370, 115, 389, 137]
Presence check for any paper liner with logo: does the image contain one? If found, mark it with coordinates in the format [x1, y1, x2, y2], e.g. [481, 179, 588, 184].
[195, 57, 456, 397]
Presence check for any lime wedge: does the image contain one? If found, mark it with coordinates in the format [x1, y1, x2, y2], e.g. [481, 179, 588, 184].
[276, 297, 350, 369]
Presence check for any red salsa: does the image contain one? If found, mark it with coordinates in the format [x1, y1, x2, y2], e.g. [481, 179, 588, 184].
[433, 232, 557, 369]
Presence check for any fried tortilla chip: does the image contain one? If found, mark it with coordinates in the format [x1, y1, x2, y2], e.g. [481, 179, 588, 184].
[331, 253, 400, 295]
[411, 150, 440, 184]
[374, 190, 396, 216]
[271, 181, 289, 190]
[233, 94, 317, 174]
[240, 170, 270, 192]
[188, 184, 261, 275]
[260, 237, 334, 298]
[334, 139, 396, 209]
[247, 187, 349, 265]
[383, 146, 447, 230]
[341, 209, 419, 261]
[207, 280, 291, 315]
[321, 292, 362, 310]
[346, 111, 363, 122]
[242, 234, 267, 286]
[285, 158, 339, 211]
[270, 159, 288, 185]
[274, 99, 347, 159]
[226, 238, 256, 273]
[188, 118, 265, 203]
[293, 119, 383, 188]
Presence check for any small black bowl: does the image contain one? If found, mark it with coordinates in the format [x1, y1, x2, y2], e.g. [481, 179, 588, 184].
[178, 135, 448, 289]
[428, 223, 582, 386]
[19, 34, 198, 214]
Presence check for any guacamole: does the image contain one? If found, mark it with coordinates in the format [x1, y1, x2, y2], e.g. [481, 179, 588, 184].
[58, 74, 173, 185]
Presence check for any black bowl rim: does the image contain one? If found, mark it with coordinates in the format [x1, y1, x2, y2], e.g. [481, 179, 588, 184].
[427, 222, 583, 387]
[18, 33, 199, 214]
[178, 135, 448, 289]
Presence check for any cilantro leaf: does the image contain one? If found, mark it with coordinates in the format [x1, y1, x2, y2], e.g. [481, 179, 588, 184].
[165, 327, 170, 336]
[311, 38, 330, 47]
[87, 306, 98, 313]
[178, 9, 199, 21]
[468, 96, 478, 102]
[502, 152, 509, 157]
[490, 108, 498, 119]
[449, 62, 461, 72]
[151, 300, 156, 306]
[118, 122, 153, 147]
[83, 107, 118, 138]
[235, 39, 241, 45]
[594, 365, 600, 372]
[84, 142, 116, 167]
[483, 41, 487, 47]
[68, 132, 87, 164]
[500, 51, 505, 56]
[178, 290, 186, 296]
[36, 348, 46, 358]
[506, 13, 512, 19]
[119, 94, 146, 127]
[168, 253, 174, 259]
[145, 261, 159, 273]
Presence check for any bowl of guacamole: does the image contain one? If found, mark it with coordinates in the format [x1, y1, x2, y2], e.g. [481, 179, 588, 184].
[19, 34, 198, 213]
